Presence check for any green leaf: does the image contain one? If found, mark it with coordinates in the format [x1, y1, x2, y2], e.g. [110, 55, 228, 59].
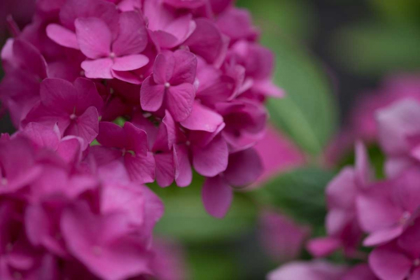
[186, 245, 239, 280]
[238, 0, 338, 156]
[150, 175, 258, 244]
[237, 0, 317, 42]
[265, 37, 338, 156]
[259, 167, 335, 226]
[331, 22, 420, 76]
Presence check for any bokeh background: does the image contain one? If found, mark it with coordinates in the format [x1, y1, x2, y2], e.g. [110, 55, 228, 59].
[1, 0, 419, 279]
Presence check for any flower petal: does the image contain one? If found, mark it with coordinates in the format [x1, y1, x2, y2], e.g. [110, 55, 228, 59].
[193, 135, 228, 177]
[166, 83, 195, 122]
[140, 77, 165, 112]
[112, 55, 149, 72]
[223, 148, 263, 187]
[173, 144, 192, 187]
[180, 102, 223, 132]
[112, 11, 148, 56]
[46, 24, 79, 49]
[81, 58, 113, 79]
[369, 243, 411, 280]
[75, 17, 111, 59]
[202, 176, 233, 218]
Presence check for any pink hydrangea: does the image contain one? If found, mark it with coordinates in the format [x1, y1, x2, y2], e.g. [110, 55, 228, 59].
[0, 133, 164, 279]
[0, 0, 282, 219]
[308, 141, 371, 257]
[326, 73, 420, 165]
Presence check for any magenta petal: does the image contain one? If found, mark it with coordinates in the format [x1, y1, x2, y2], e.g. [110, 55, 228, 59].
[154, 153, 175, 187]
[90, 146, 122, 166]
[46, 24, 79, 49]
[81, 58, 113, 79]
[13, 39, 48, 79]
[377, 99, 420, 156]
[170, 50, 197, 85]
[40, 78, 77, 113]
[193, 135, 228, 177]
[355, 141, 372, 187]
[307, 237, 341, 258]
[356, 188, 402, 233]
[174, 144, 192, 187]
[65, 107, 99, 149]
[342, 264, 377, 280]
[166, 83, 195, 122]
[97, 122, 126, 149]
[153, 111, 177, 153]
[152, 31, 179, 49]
[124, 122, 149, 156]
[57, 137, 83, 164]
[112, 55, 149, 71]
[111, 70, 143, 85]
[23, 122, 60, 149]
[224, 148, 263, 187]
[398, 220, 420, 257]
[326, 167, 357, 209]
[162, 14, 195, 48]
[184, 19, 225, 64]
[75, 17, 112, 59]
[153, 53, 175, 84]
[60, 0, 119, 32]
[163, 0, 205, 9]
[112, 11, 148, 56]
[61, 203, 151, 280]
[369, 243, 411, 280]
[180, 102, 223, 132]
[124, 152, 155, 184]
[364, 226, 404, 247]
[202, 176, 233, 218]
[140, 77, 165, 112]
[73, 77, 104, 113]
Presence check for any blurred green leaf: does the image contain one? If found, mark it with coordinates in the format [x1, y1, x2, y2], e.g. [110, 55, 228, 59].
[186, 245, 239, 280]
[265, 36, 338, 156]
[369, 0, 420, 25]
[332, 22, 420, 76]
[237, 0, 317, 42]
[151, 175, 258, 243]
[239, 0, 337, 156]
[259, 167, 335, 226]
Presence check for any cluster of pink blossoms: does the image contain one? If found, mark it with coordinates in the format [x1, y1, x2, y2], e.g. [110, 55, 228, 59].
[0, 0, 280, 278]
[305, 97, 420, 279]
[0, 0, 281, 216]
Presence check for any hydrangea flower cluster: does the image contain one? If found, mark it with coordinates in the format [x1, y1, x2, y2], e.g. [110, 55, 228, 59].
[306, 98, 420, 280]
[0, 0, 280, 278]
[0, 129, 165, 279]
[0, 0, 281, 219]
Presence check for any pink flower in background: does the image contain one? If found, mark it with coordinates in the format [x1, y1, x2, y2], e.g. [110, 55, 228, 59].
[369, 219, 420, 280]
[376, 99, 420, 177]
[152, 238, 189, 280]
[356, 168, 420, 246]
[0, 134, 164, 279]
[259, 210, 310, 262]
[308, 141, 371, 257]
[342, 264, 378, 280]
[267, 261, 347, 280]
[326, 73, 420, 165]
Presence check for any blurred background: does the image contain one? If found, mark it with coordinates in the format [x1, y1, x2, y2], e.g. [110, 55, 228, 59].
[1, 0, 420, 279]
